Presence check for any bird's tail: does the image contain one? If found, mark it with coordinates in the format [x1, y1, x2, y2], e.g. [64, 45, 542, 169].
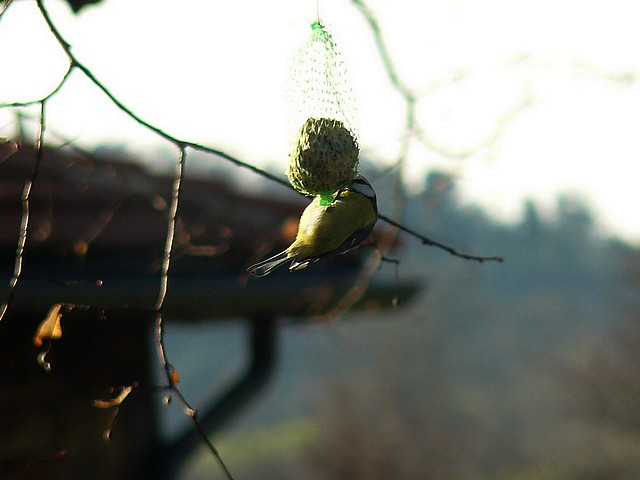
[247, 250, 291, 277]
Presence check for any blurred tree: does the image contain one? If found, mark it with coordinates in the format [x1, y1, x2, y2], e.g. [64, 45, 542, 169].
[554, 247, 640, 479]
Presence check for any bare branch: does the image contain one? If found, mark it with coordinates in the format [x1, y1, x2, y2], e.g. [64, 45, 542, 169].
[150, 146, 235, 479]
[0, 101, 47, 322]
[351, 0, 414, 102]
[378, 213, 503, 263]
[151, 144, 184, 376]
[24, 4, 237, 476]
[0, 0, 14, 21]
[33, 0, 495, 269]
[0, 64, 74, 109]
[155, 144, 185, 314]
[350, 0, 505, 265]
[34, 0, 286, 189]
[0, 2, 503, 478]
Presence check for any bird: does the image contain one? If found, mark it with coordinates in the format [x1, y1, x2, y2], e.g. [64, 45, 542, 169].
[247, 175, 378, 277]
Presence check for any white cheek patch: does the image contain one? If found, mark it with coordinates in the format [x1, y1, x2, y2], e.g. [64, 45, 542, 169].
[353, 182, 376, 199]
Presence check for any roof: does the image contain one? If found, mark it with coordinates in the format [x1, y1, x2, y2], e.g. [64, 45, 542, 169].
[0, 145, 420, 320]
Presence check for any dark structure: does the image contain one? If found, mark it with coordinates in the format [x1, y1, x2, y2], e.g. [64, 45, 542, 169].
[0, 146, 420, 479]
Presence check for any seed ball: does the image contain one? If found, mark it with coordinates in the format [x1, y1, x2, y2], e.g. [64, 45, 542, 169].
[287, 117, 359, 196]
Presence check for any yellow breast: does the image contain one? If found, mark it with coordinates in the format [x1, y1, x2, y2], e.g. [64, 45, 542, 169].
[288, 190, 376, 258]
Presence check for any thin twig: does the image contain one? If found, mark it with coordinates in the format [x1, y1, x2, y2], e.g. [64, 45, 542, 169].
[0, 2, 501, 477]
[0, 101, 46, 322]
[379, 213, 503, 263]
[34, 0, 285, 189]
[0, 65, 74, 109]
[153, 146, 187, 381]
[0, 0, 13, 21]
[351, 0, 415, 203]
[155, 144, 185, 314]
[153, 145, 186, 402]
[351, 0, 503, 264]
[351, 0, 414, 101]
[30, 4, 236, 476]
[317, 0, 418, 322]
[152, 146, 234, 479]
[32, 0, 493, 266]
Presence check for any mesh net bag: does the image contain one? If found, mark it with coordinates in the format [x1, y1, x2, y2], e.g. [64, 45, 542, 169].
[286, 21, 359, 199]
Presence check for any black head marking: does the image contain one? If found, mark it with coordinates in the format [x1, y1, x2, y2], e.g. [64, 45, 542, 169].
[348, 175, 376, 200]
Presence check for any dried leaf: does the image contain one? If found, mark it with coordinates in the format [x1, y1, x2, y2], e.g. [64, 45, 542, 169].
[73, 240, 89, 257]
[169, 365, 180, 386]
[33, 304, 63, 348]
[0, 138, 18, 163]
[93, 385, 134, 408]
[37, 347, 53, 372]
[93, 384, 137, 441]
[101, 408, 119, 441]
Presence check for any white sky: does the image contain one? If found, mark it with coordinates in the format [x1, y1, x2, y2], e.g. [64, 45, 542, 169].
[2, 0, 640, 244]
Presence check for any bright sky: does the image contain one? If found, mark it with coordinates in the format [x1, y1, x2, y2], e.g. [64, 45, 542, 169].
[2, 0, 640, 244]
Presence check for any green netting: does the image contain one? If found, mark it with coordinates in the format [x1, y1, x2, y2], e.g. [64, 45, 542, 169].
[286, 21, 359, 197]
[287, 21, 358, 138]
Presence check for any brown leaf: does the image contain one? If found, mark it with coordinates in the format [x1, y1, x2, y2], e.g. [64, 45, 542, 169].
[169, 365, 180, 386]
[73, 240, 89, 257]
[93, 384, 135, 408]
[0, 138, 18, 163]
[33, 304, 63, 348]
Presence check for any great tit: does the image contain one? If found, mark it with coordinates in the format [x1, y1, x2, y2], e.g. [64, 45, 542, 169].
[248, 175, 378, 277]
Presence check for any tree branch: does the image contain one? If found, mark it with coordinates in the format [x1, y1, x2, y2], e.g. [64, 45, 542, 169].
[0, 0, 13, 21]
[378, 214, 503, 263]
[0, 101, 47, 322]
[29, 0, 499, 265]
[34, 0, 287, 189]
